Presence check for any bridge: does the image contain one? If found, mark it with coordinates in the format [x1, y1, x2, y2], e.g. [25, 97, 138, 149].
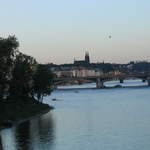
[54, 73, 150, 88]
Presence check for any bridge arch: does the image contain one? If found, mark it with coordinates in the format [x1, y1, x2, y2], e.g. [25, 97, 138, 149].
[54, 73, 150, 88]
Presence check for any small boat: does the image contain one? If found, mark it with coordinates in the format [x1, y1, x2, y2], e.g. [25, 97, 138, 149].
[52, 98, 57, 101]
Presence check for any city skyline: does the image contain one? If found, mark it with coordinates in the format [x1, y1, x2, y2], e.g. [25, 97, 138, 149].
[1, 0, 150, 64]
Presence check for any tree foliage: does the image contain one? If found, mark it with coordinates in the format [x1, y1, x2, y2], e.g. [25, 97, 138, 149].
[0, 36, 19, 99]
[9, 53, 37, 99]
[33, 64, 54, 102]
[0, 35, 54, 102]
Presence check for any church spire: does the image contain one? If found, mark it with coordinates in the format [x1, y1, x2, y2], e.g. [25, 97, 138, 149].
[85, 51, 90, 64]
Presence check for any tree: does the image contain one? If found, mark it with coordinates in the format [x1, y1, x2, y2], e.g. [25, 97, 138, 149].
[33, 64, 54, 102]
[0, 35, 54, 102]
[9, 53, 37, 99]
[0, 35, 19, 99]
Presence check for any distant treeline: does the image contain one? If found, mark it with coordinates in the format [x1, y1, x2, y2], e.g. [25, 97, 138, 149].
[0, 35, 54, 102]
[48, 61, 150, 73]
[132, 62, 150, 72]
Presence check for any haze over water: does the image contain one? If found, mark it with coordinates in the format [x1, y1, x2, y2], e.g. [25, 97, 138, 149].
[1, 80, 150, 150]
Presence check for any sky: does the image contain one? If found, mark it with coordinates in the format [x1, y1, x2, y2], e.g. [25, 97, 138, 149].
[0, 0, 150, 64]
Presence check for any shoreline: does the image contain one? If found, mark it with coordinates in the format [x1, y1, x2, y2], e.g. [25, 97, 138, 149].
[56, 85, 149, 91]
[13, 106, 53, 127]
[0, 106, 54, 131]
[0, 108, 51, 131]
[0, 98, 54, 131]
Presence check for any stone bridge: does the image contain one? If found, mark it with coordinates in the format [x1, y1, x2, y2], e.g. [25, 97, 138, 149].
[54, 73, 150, 88]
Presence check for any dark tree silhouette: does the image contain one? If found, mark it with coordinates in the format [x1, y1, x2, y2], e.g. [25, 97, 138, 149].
[0, 35, 55, 103]
[9, 53, 37, 100]
[33, 64, 54, 102]
[0, 35, 19, 99]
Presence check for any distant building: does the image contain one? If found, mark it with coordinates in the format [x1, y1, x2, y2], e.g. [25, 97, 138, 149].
[54, 67, 103, 78]
[54, 70, 74, 78]
[49, 51, 124, 77]
[74, 51, 90, 66]
[72, 67, 103, 77]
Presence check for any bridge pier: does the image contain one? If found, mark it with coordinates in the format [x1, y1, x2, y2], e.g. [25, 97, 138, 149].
[142, 79, 146, 82]
[148, 78, 150, 86]
[120, 79, 124, 83]
[96, 78, 104, 88]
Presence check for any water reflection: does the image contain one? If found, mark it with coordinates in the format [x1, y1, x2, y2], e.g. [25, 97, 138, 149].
[15, 121, 31, 150]
[38, 113, 55, 143]
[0, 135, 4, 150]
[0, 127, 17, 150]
[1, 112, 55, 150]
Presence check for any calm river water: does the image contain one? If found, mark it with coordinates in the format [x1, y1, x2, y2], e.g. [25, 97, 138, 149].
[0, 80, 150, 150]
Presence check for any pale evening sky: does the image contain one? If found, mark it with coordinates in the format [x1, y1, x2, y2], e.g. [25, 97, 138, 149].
[0, 0, 150, 64]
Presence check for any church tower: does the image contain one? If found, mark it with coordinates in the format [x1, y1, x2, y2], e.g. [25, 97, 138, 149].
[85, 51, 90, 64]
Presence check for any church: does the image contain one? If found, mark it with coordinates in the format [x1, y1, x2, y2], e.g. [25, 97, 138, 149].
[74, 52, 90, 66]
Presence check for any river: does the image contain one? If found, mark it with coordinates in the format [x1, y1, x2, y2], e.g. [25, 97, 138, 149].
[0, 79, 150, 150]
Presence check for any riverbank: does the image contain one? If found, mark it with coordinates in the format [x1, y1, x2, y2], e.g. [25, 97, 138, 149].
[0, 97, 54, 130]
[57, 85, 149, 91]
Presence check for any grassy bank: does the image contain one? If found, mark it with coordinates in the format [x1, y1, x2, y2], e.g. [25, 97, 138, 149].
[0, 97, 54, 129]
